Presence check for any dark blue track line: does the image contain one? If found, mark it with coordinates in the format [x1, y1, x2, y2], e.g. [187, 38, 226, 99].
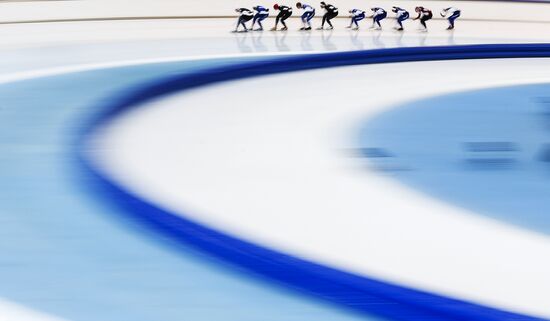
[77, 44, 550, 321]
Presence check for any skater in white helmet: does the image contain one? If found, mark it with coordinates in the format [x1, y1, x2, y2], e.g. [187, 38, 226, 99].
[296, 2, 315, 30]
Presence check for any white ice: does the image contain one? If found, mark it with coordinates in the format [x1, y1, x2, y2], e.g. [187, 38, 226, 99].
[3, 15, 550, 321]
[92, 58, 550, 319]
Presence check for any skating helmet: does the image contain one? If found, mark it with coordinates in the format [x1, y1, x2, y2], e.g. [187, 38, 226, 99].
[273, 3, 280, 9]
[296, 2, 302, 8]
[320, 1, 326, 7]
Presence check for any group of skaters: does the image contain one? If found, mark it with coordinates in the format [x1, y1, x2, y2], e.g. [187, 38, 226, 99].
[233, 3, 461, 32]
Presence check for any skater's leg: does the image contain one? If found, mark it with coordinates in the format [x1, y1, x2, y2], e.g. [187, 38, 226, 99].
[350, 14, 363, 28]
[257, 15, 267, 30]
[327, 12, 336, 28]
[398, 12, 408, 29]
[375, 12, 386, 28]
[397, 13, 407, 29]
[308, 10, 315, 28]
[372, 15, 382, 28]
[448, 11, 460, 29]
[421, 14, 432, 30]
[282, 12, 291, 29]
[240, 16, 250, 31]
[305, 12, 314, 29]
[235, 16, 244, 31]
[281, 16, 288, 29]
[301, 12, 307, 29]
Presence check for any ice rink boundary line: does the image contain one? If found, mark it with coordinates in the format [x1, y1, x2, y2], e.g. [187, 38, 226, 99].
[77, 44, 550, 321]
[1, 15, 549, 25]
[0, 51, 322, 86]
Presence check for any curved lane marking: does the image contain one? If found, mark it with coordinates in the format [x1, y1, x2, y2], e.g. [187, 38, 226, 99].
[82, 45, 550, 321]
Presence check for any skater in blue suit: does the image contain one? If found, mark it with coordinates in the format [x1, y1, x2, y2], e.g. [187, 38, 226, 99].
[440, 7, 461, 30]
[392, 6, 409, 31]
[252, 5, 270, 31]
[296, 2, 315, 30]
[369, 7, 387, 30]
[347, 9, 365, 30]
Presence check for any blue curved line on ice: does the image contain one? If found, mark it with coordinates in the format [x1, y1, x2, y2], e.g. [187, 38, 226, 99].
[359, 83, 550, 234]
[0, 59, 377, 321]
[78, 44, 550, 321]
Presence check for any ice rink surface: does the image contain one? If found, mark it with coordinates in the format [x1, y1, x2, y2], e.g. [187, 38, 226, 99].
[2, 18, 550, 75]
[93, 58, 550, 319]
[2, 16, 550, 321]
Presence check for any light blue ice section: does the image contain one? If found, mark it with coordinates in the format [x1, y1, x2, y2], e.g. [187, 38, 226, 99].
[0, 59, 380, 321]
[359, 83, 550, 234]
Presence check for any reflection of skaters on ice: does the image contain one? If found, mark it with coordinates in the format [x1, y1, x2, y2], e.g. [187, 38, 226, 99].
[251, 30, 268, 51]
[349, 29, 365, 49]
[321, 29, 337, 51]
[233, 32, 253, 52]
[274, 29, 290, 51]
[300, 27, 313, 50]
